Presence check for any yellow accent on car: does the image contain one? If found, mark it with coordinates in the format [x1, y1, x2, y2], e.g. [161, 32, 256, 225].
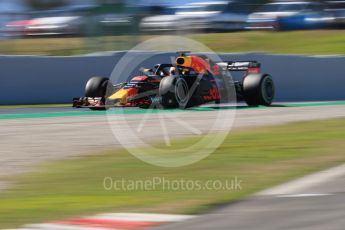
[109, 89, 128, 104]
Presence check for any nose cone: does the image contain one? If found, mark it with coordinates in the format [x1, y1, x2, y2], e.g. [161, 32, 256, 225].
[109, 88, 129, 104]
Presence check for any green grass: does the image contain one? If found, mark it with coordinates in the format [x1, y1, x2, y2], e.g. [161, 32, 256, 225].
[1, 118, 345, 228]
[1, 30, 344, 56]
[193, 30, 345, 55]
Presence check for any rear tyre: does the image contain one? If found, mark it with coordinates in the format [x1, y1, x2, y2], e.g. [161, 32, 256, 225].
[243, 74, 275, 106]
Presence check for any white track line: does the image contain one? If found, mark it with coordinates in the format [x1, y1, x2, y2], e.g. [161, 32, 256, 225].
[277, 193, 331, 198]
[258, 163, 345, 196]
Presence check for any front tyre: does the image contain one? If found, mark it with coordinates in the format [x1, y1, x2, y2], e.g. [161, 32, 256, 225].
[85, 76, 111, 98]
[159, 76, 178, 108]
[243, 74, 275, 106]
[85, 76, 112, 110]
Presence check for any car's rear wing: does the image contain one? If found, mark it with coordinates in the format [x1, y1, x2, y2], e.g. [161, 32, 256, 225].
[217, 61, 261, 74]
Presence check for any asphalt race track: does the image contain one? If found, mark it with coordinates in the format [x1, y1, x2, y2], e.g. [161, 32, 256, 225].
[153, 163, 345, 230]
[0, 102, 345, 192]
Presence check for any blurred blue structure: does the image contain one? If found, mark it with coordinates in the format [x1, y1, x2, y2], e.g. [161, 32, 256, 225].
[247, 1, 334, 30]
[140, 1, 251, 33]
[0, 0, 31, 38]
[0, 0, 344, 40]
[1, 52, 345, 104]
[4, 1, 133, 38]
[277, 12, 333, 30]
[326, 0, 345, 28]
[207, 1, 252, 31]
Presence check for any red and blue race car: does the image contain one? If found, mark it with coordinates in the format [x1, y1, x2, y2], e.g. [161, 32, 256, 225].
[73, 52, 275, 109]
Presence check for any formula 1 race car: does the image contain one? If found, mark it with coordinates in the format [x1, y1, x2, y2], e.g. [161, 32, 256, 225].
[73, 52, 275, 110]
